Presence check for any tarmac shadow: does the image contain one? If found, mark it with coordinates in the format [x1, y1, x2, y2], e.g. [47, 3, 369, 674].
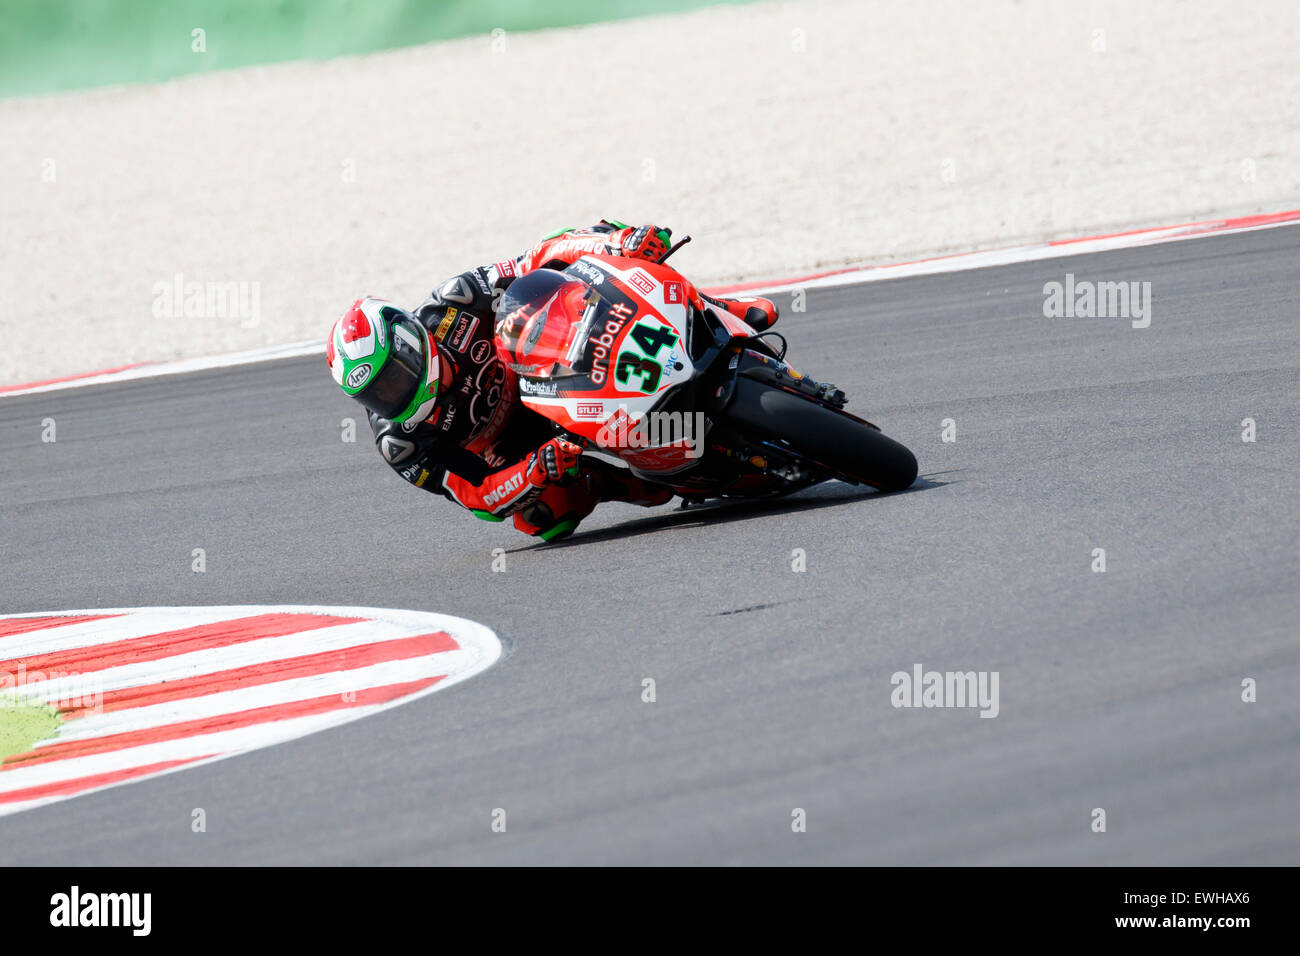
[513, 473, 952, 552]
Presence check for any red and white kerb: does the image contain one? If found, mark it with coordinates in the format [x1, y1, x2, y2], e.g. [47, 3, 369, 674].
[0, 605, 500, 817]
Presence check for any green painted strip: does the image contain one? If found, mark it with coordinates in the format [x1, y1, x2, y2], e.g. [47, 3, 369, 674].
[1, 0, 757, 99]
[0, 702, 62, 761]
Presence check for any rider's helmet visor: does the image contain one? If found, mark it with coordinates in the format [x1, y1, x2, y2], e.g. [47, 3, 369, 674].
[355, 317, 429, 419]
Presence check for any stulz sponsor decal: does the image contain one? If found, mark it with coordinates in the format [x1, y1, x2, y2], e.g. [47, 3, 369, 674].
[575, 402, 603, 419]
[628, 270, 656, 295]
[0, 606, 500, 817]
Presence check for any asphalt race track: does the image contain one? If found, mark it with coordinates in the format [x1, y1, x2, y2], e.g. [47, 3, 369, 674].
[1, 226, 1296, 864]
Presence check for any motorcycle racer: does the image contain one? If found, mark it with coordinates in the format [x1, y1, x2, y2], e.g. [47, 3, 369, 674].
[326, 220, 780, 541]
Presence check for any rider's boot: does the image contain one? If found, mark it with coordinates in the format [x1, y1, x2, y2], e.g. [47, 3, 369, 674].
[701, 293, 779, 332]
[512, 482, 600, 542]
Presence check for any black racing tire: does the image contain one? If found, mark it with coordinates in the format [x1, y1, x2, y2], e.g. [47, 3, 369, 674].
[721, 377, 918, 492]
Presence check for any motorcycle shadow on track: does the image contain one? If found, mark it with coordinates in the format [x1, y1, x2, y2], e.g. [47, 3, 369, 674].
[515, 473, 953, 552]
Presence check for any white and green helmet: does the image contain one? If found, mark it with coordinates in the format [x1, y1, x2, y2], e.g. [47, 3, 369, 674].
[327, 296, 444, 423]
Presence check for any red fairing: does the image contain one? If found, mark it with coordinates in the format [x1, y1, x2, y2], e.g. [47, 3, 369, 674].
[513, 225, 653, 275]
[708, 303, 759, 339]
[619, 256, 708, 308]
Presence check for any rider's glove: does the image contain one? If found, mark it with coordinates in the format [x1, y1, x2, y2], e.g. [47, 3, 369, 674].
[526, 437, 583, 487]
[620, 224, 672, 263]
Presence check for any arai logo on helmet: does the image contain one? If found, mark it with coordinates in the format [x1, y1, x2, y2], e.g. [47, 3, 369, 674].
[346, 363, 373, 389]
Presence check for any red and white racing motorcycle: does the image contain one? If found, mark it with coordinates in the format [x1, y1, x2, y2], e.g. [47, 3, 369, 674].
[494, 246, 917, 501]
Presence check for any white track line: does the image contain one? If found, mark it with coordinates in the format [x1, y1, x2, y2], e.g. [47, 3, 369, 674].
[728, 215, 1300, 297]
[2, 213, 1295, 400]
[0, 341, 324, 398]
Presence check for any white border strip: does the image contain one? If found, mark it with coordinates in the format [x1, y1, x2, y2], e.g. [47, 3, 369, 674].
[724, 215, 1300, 297]
[0, 341, 324, 398]
[3, 213, 1296, 400]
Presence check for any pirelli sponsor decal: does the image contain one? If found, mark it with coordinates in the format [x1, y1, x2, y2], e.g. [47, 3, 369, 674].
[434, 308, 458, 342]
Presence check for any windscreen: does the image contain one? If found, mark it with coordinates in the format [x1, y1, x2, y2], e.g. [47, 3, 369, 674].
[495, 268, 606, 378]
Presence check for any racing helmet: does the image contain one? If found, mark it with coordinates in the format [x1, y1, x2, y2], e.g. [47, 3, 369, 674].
[327, 296, 447, 424]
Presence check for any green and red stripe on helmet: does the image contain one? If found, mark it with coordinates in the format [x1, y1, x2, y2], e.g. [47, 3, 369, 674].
[327, 296, 443, 424]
